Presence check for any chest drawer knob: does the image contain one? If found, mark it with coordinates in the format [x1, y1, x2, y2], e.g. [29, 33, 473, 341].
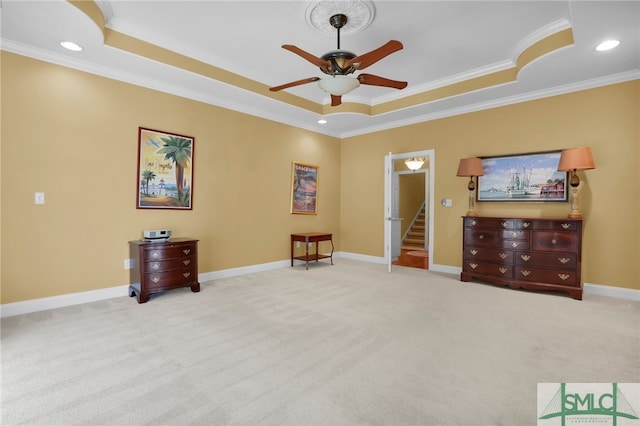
[498, 267, 507, 274]
[469, 263, 478, 269]
[558, 273, 570, 280]
[558, 258, 570, 264]
[499, 253, 508, 259]
[183, 272, 191, 278]
[183, 259, 191, 265]
[523, 222, 530, 228]
[478, 235, 484, 240]
[151, 251, 160, 258]
[551, 239, 557, 245]
[471, 220, 477, 226]
[511, 232, 518, 238]
[520, 254, 531, 261]
[151, 276, 160, 283]
[501, 221, 508, 228]
[512, 242, 520, 248]
[183, 248, 191, 255]
[470, 249, 478, 255]
[151, 263, 160, 270]
[561, 223, 571, 229]
[520, 270, 531, 277]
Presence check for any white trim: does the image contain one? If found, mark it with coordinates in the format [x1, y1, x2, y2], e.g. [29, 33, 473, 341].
[2, 257, 637, 317]
[584, 283, 640, 302]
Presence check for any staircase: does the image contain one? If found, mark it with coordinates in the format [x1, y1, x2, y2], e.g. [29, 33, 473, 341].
[402, 206, 426, 250]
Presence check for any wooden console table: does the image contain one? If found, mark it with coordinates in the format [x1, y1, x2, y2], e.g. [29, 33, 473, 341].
[291, 232, 334, 270]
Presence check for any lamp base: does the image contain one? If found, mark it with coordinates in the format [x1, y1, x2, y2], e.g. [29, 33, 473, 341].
[567, 210, 583, 219]
[466, 210, 479, 217]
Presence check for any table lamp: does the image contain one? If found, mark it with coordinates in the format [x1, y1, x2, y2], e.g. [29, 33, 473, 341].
[456, 157, 484, 216]
[557, 147, 595, 219]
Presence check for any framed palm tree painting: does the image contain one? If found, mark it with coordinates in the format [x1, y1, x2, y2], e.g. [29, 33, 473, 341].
[136, 127, 194, 210]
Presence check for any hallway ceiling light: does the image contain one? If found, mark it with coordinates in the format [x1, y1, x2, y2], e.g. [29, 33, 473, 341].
[405, 157, 425, 171]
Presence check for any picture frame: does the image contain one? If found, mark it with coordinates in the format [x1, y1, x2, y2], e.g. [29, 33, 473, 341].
[136, 127, 194, 210]
[477, 150, 568, 202]
[291, 161, 318, 214]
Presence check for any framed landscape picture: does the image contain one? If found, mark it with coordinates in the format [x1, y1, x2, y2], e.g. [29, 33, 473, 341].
[136, 127, 194, 210]
[291, 161, 318, 214]
[477, 150, 568, 202]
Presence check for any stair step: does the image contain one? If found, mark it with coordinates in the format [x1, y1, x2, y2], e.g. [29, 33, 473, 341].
[408, 231, 424, 238]
[404, 238, 425, 245]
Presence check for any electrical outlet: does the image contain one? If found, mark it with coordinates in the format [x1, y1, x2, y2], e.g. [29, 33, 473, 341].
[124, 259, 134, 269]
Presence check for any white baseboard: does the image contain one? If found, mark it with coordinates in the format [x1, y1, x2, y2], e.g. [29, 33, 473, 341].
[2, 255, 638, 317]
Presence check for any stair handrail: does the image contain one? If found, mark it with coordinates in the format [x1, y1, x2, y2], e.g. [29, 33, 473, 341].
[401, 201, 426, 242]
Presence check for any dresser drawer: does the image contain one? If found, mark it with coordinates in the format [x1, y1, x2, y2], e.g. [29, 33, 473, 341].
[524, 220, 580, 231]
[500, 229, 529, 240]
[143, 243, 196, 261]
[146, 255, 196, 273]
[465, 217, 515, 229]
[532, 231, 578, 252]
[515, 252, 577, 268]
[464, 261, 513, 278]
[143, 267, 198, 289]
[514, 266, 579, 286]
[464, 247, 514, 264]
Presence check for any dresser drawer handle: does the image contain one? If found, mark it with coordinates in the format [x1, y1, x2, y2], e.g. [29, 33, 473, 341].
[469, 263, 478, 269]
[151, 263, 160, 270]
[501, 221, 508, 228]
[498, 267, 507, 274]
[520, 255, 531, 262]
[551, 239, 557, 245]
[183, 272, 191, 278]
[470, 249, 478, 255]
[511, 242, 520, 248]
[561, 223, 571, 229]
[520, 270, 531, 277]
[471, 220, 477, 226]
[151, 277, 160, 283]
[499, 253, 507, 259]
[558, 258, 570, 264]
[478, 235, 484, 240]
[558, 273, 570, 280]
[183, 249, 191, 255]
[183, 259, 191, 265]
[511, 232, 518, 238]
[522, 222, 530, 228]
[151, 251, 160, 258]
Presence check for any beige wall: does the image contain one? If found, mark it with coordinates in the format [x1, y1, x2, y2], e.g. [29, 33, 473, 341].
[1, 52, 341, 303]
[1, 52, 638, 304]
[340, 80, 639, 290]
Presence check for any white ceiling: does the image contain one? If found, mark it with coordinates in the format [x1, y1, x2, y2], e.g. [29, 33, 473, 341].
[1, 1, 638, 138]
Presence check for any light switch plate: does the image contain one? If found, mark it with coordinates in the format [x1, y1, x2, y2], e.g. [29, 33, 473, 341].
[35, 192, 45, 204]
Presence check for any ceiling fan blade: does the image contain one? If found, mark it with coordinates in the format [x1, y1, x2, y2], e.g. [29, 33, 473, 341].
[357, 73, 408, 90]
[347, 40, 403, 70]
[282, 45, 332, 72]
[331, 95, 342, 106]
[269, 77, 320, 92]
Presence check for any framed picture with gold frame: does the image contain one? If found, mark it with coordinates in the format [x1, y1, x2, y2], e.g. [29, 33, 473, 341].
[290, 161, 318, 214]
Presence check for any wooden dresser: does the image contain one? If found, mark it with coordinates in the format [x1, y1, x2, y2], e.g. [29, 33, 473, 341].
[128, 238, 200, 303]
[461, 217, 583, 299]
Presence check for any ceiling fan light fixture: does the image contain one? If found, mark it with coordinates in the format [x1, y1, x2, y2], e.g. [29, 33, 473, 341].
[318, 75, 360, 96]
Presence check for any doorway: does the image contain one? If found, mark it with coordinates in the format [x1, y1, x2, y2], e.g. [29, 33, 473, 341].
[384, 150, 435, 272]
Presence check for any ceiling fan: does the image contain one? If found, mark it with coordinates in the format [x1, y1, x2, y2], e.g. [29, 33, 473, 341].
[269, 13, 407, 106]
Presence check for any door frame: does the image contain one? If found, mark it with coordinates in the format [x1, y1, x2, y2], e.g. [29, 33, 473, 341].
[384, 149, 435, 271]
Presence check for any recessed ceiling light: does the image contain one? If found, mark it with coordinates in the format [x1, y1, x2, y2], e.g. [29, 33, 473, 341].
[318, 119, 327, 124]
[60, 41, 83, 52]
[596, 40, 620, 51]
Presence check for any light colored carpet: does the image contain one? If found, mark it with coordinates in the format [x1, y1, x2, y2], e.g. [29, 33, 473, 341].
[2, 259, 639, 425]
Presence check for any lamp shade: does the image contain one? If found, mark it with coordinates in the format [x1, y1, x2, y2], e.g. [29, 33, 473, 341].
[557, 147, 596, 171]
[317, 75, 360, 96]
[456, 157, 484, 177]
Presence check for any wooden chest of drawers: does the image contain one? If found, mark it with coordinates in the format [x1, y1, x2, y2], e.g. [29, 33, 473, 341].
[461, 217, 583, 299]
[128, 238, 200, 303]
